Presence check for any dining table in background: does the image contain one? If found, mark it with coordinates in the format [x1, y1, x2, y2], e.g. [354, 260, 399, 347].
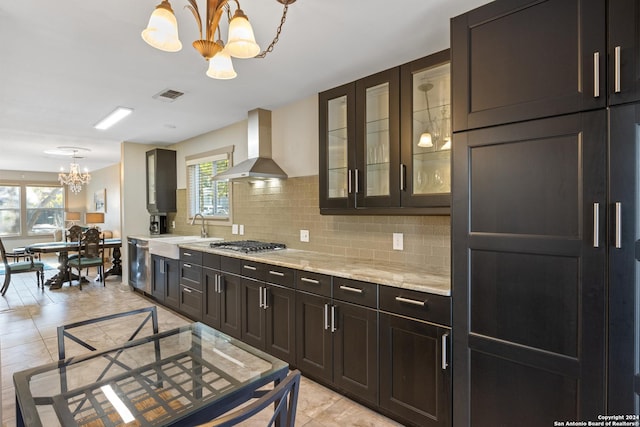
[25, 238, 122, 289]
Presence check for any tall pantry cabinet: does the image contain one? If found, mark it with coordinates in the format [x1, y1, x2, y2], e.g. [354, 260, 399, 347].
[451, 0, 640, 424]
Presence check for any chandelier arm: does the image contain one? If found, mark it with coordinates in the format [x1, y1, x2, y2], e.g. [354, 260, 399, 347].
[254, 2, 289, 59]
[206, 0, 228, 42]
[185, 0, 204, 40]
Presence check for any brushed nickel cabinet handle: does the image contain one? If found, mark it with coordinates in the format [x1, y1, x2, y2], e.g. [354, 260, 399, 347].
[339, 285, 363, 294]
[330, 305, 337, 332]
[395, 296, 426, 307]
[355, 169, 360, 193]
[218, 275, 225, 293]
[593, 202, 600, 248]
[594, 51, 600, 98]
[269, 270, 285, 277]
[183, 252, 192, 257]
[263, 288, 269, 309]
[259, 286, 264, 308]
[400, 164, 406, 191]
[615, 46, 621, 93]
[348, 169, 352, 194]
[301, 277, 320, 284]
[442, 333, 449, 370]
[243, 265, 257, 271]
[183, 287, 192, 293]
[183, 263, 192, 268]
[324, 304, 329, 330]
[615, 202, 622, 249]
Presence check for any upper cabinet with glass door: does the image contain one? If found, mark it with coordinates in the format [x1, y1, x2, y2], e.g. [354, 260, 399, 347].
[319, 50, 451, 215]
[400, 51, 451, 209]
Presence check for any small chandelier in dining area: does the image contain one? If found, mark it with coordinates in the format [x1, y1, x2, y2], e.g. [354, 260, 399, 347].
[58, 150, 91, 194]
[141, 0, 296, 80]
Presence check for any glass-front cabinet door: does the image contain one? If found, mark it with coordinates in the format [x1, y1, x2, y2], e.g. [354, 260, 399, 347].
[401, 51, 452, 209]
[356, 68, 400, 208]
[319, 83, 356, 210]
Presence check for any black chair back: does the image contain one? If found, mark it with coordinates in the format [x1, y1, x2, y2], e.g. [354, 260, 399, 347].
[79, 228, 103, 259]
[66, 225, 83, 243]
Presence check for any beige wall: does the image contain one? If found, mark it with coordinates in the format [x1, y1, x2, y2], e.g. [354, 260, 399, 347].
[83, 163, 121, 237]
[170, 177, 451, 272]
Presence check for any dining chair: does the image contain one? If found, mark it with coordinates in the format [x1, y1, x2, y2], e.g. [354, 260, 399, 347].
[0, 237, 45, 296]
[66, 228, 105, 290]
[199, 370, 301, 427]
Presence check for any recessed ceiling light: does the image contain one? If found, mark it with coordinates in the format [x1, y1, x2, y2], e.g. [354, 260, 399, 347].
[44, 146, 91, 156]
[94, 107, 133, 130]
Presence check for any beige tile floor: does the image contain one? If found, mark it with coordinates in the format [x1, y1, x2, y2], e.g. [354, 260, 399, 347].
[0, 257, 402, 427]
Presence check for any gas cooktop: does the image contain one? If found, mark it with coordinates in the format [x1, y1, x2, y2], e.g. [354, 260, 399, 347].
[209, 240, 286, 253]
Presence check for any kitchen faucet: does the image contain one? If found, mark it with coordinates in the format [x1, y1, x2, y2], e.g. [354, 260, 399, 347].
[191, 213, 207, 238]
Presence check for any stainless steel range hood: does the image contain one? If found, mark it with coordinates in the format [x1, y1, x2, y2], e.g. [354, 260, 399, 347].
[214, 108, 288, 182]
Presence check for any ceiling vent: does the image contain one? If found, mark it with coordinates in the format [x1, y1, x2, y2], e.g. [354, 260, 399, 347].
[152, 89, 184, 102]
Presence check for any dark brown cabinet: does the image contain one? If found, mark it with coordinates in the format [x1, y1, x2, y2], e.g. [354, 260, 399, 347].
[379, 286, 451, 427]
[452, 112, 607, 424]
[451, 0, 606, 132]
[203, 254, 241, 339]
[608, 0, 640, 105]
[296, 274, 379, 407]
[607, 104, 640, 414]
[151, 254, 179, 310]
[179, 249, 203, 320]
[319, 51, 451, 215]
[146, 148, 176, 213]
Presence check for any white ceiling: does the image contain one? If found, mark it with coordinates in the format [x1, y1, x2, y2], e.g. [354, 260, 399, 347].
[0, 0, 491, 173]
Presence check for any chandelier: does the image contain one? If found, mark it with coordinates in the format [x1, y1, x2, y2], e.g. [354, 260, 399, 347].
[417, 83, 452, 151]
[58, 150, 91, 194]
[141, 0, 295, 80]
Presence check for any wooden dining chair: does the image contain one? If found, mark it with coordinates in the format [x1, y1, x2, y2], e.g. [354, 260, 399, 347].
[199, 370, 301, 427]
[66, 228, 105, 290]
[0, 237, 45, 296]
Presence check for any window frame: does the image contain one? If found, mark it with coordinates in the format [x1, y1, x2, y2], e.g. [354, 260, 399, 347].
[0, 181, 66, 238]
[186, 146, 234, 225]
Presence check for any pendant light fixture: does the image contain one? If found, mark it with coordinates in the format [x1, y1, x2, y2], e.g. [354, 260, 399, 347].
[141, 0, 296, 80]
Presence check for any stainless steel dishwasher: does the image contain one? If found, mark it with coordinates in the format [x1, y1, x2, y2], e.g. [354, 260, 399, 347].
[127, 237, 150, 293]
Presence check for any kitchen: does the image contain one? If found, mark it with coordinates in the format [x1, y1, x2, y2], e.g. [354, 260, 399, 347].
[1, 0, 639, 426]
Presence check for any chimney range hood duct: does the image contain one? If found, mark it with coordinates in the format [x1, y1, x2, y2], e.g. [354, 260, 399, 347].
[214, 108, 288, 182]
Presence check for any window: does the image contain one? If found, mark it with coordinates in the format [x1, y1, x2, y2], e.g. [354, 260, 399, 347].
[26, 186, 65, 235]
[186, 147, 233, 221]
[0, 184, 65, 237]
[0, 185, 21, 236]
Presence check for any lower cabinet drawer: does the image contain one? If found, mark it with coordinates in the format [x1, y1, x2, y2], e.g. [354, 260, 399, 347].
[180, 285, 202, 320]
[379, 286, 451, 327]
[180, 261, 202, 291]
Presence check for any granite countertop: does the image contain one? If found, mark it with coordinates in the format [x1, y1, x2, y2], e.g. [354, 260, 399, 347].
[179, 242, 451, 296]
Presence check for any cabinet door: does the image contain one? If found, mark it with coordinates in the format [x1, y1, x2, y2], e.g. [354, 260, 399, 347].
[151, 255, 165, 301]
[400, 51, 451, 211]
[333, 302, 378, 406]
[609, 0, 640, 105]
[202, 268, 221, 329]
[265, 285, 296, 365]
[451, 0, 606, 132]
[241, 278, 266, 350]
[319, 83, 356, 210]
[296, 291, 332, 383]
[146, 149, 177, 213]
[379, 312, 450, 427]
[219, 273, 242, 339]
[164, 258, 179, 310]
[179, 285, 202, 321]
[355, 67, 400, 208]
[452, 111, 607, 425]
[608, 104, 640, 414]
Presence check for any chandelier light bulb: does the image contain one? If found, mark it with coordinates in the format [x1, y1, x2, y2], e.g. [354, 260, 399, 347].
[141, 0, 182, 52]
[206, 48, 237, 79]
[58, 152, 91, 194]
[225, 9, 261, 58]
[418, 132, 434, 148]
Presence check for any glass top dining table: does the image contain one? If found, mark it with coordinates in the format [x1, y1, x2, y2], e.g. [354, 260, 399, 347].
[13, 322, 289, 427]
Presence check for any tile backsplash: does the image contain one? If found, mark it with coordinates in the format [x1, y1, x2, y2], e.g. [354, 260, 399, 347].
[170, 175, 450, 272]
